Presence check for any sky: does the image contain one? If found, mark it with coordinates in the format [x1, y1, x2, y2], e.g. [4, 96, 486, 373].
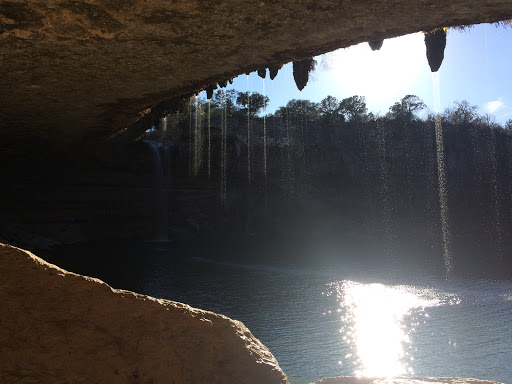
[205, 23, 512, 125]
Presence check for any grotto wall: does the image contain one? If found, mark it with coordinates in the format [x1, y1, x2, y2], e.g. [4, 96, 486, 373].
[1, 0, 512, 156]
[0, 243, 289, 384]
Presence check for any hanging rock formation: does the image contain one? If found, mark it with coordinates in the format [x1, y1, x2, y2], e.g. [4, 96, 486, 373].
[424, 28, 448, 72]
[0, 243, 289, 384]
[1, 0, 512, 159]
[368, 40, 384, 51]
[269, 65, 283, 80]
[293, 58, 316, 91]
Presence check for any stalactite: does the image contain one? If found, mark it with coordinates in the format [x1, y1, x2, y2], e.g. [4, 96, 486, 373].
[257, 69, 267, 79]
[368, 40, 384, 51]
[292, 58, 315, 91]
[268, 65, 282, 80]
[424, 28, 447, 72]
[206, 84, 217, 99]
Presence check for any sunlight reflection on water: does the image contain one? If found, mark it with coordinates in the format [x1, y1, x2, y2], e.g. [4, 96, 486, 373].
[330, 281, 457, 378]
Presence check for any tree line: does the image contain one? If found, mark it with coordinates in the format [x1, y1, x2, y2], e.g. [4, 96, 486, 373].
[195, 89, 512, 131]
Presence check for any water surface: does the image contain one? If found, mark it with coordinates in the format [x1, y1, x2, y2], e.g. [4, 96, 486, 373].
[42, 240, 512, 384]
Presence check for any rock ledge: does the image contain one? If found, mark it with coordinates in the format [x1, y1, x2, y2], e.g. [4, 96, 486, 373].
[0, 243, 289, 384]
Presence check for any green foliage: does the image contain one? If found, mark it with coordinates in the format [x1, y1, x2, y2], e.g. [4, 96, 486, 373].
[274, 99, 320, 122]
[319, 95, 342, 123]
[387, 95, 426, 122]
[235, 91, 269, 117]
[443, 100, 479, 126]
[339, 95, 368, 122]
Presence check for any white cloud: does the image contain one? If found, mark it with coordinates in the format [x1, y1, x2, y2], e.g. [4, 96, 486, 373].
[485, 98, 505, 114]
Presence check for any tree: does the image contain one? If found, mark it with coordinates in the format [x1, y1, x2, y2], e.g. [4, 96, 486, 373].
[319, 95, 342, 123]
[387, 95, 426, 122]
[505, 119, 512, 130]
[235, 91, 269, 117]
[211, 89, 238, 116]
[339, 95, 368, 122]
[443, 100, 479, 126]
[274, 99, 320, 122]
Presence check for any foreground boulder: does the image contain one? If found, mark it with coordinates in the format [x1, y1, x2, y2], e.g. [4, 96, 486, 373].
[0, 243, 289, 384]
[312, 377, 503, 384]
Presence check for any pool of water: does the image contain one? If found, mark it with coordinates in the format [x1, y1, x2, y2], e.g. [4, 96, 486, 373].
[41, 240, 512, 384]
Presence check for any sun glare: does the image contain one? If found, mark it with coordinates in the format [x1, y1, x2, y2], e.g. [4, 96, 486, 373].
[327, 33, 426, 113]
[336, 281, 441, 378]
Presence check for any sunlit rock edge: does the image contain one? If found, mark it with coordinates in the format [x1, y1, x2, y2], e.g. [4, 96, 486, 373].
[312, 376, 503, 384]
[0, 243, 289, 384]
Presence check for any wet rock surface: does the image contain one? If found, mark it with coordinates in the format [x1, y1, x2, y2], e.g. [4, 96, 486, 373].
[1, 0, 512, 154]
[0, 243, 289, 384]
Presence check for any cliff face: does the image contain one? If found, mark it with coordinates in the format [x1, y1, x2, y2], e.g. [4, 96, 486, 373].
[0, 243, 289, 384]
[1, 0, 512, 154]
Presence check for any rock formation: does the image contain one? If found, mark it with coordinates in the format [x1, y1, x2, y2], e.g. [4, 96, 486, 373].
[0, 243, 289, 384]
[424, 28, 448, 72]
[293, 58, 316, 91]
[368, 40, 384, 51]
[1, 0, 512, 157]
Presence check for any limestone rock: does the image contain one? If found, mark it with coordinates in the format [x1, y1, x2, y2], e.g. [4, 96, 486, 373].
[424, 28, 447, 72]
[1, 0, 512, 156]
[312, 377, 503, 384]
[0, 243, 289, 384]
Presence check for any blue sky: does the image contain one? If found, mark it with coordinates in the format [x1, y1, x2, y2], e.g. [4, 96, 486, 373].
[205, 23, 512, 124]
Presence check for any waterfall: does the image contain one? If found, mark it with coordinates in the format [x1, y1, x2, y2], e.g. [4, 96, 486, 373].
[188, 98, 193, 176]
[208, 100, 211, 180]
[247, 75, 251, 184]
[487, 126, 503, 265]
[263, 79, 268, 209]
[221, 96, 227, 203]
[377, 119, 393, 262]
[146, 141, 170, 241]
[432, 72, 452, 274]
[193, 97, 203, 176]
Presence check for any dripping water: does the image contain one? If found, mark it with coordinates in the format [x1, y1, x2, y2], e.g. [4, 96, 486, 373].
[262, 78, 268, 209]
[188, 98, 193, 176]
[377, 119, 393, 262]
[193, 97, 202, 176]
[221, 94, 228, 203]
[146, 141, 170, 241]
[487, 125, 503, 265]
[262, 78, 267, 178]
[247, 75, 251, 184]
[432, 72, 452, 274]
[208, 100, 211, 180]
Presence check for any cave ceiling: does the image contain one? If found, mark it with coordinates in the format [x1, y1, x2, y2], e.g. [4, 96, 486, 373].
[1, 0, 512, 155]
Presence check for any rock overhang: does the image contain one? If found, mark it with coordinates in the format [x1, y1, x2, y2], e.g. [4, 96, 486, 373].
[1, 0, 512, 156]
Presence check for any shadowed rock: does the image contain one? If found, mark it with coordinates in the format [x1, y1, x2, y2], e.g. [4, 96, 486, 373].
[0, 243, 290, 384]
[258, 69, 267, 78]
[206, 84, 217, 99]
[269, 65, 282, 80]
[218, 80, 228, 88]
[424, 28, 447, 72]
[2, 1, 512, 153]
[368, 39, 384, 50]
[293, 58, 316, 91]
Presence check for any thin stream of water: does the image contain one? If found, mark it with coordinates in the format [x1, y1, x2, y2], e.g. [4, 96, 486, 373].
[488, 126, 502, 264]
[208, 100, 211, 180]
[432, 72, 452, 274]
[247, 75, 251, 184]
